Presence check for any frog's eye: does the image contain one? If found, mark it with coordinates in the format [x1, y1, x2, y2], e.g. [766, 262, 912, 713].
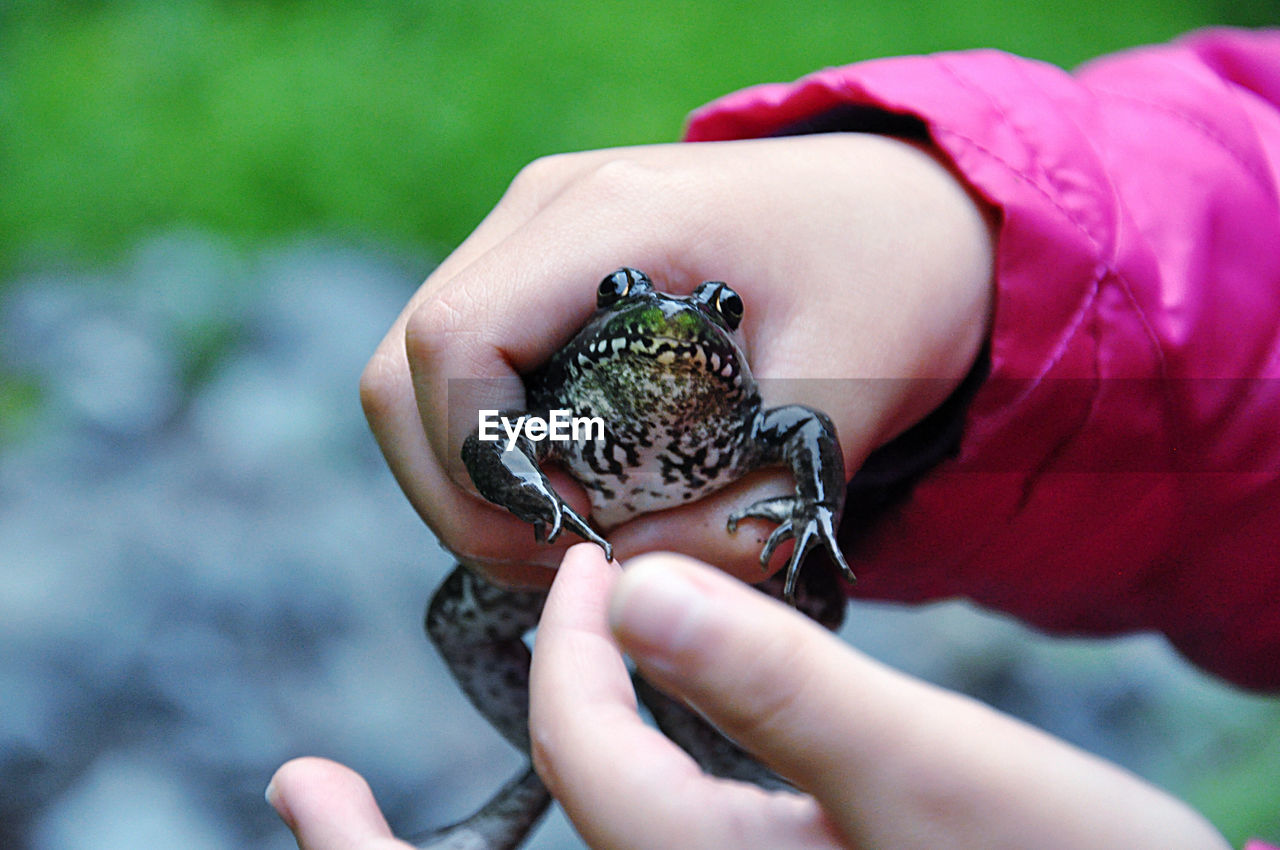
[714, 285, 744, 330]
[691, 280, 743, 330]
[597, 267, 649, 307]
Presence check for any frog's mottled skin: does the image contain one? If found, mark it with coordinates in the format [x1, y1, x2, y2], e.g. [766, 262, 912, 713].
[416, 268, 852, 850]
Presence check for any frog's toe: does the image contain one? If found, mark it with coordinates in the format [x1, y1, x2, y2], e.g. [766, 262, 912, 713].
[524, 498, 611, 560]
[781, 519, 821, 602]
[557, 503, 613, 561]
[803, 504, 854, 584]
[728, 495, 795, 531]
[820, 516, 856, 585]
[531, 518, 552, 545]
[758, 520, 795, 569]
[518, 495, 564, 545]
[546, 507, 564, 542]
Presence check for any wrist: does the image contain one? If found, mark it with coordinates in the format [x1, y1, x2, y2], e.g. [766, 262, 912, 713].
[743, 132, 994, 455]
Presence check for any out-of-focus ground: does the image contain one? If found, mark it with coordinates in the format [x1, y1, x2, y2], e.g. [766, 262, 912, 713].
[2, 236, 1276, 849]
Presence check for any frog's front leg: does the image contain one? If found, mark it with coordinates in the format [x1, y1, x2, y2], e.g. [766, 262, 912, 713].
[415, 566, 551, 850]
[462, 409, 612, 559]
[728, 405, 855, 602]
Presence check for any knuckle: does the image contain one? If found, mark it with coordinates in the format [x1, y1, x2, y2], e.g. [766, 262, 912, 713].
[357, 350, 400, 424]
[574, 155, 665, 203]
[403, 294, 465, 365]
[405, 292, 459, 340]
[511, 152, 568, 187]
[502, 152, 576, 211]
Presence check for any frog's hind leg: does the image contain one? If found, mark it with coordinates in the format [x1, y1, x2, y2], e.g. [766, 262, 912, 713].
[411, 767, 547, 850]
[417, 566, 551, 850]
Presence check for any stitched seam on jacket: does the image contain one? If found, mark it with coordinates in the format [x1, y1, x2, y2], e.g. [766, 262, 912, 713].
[930, 57, 1169, 380]
[993, 59, 1165, 378]
[911, 61, 1099, 394]
[1089, 77, 1273, 190]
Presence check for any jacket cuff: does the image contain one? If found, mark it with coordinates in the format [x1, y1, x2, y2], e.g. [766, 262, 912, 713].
[682, 36, 1280, 690]
[686, 49, 1120, 386]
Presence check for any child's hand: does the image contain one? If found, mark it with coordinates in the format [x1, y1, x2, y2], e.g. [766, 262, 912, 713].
[359, 133, 994, 589]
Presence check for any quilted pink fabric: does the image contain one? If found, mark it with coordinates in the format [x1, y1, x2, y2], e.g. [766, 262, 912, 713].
[686, 29, 1280, 692]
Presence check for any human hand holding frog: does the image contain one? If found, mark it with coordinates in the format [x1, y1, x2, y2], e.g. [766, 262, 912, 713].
[357, 132, 993, 589]
[268, 134, 1229, 849]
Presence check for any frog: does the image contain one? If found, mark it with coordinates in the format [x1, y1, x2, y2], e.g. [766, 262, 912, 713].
[414, 267, 854, 850]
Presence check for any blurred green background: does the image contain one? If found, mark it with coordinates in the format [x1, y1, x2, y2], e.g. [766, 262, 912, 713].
[1, 0, 1275, 277]
[2, 1, 1277, 846]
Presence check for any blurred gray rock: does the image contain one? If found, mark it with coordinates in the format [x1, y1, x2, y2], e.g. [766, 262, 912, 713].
[1, 234, 1274, 849]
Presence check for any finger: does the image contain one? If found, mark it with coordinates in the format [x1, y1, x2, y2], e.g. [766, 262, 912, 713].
[607, 554, 1231, 850]
[368, 148, 728, 572]
[362, 342, 569, 580]
[266, 757, 409, 850]
[359, 151, 618, 572]
[404, 166, 711, 481]
[363, 147, 599, 388]
[605, 555, 908, 809]
[529, 544, 843, 850]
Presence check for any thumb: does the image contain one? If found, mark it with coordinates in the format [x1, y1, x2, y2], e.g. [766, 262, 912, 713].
[607, 554, 908, 805]
[607, 553, 1229, 850]
[267, 757, 408, 850]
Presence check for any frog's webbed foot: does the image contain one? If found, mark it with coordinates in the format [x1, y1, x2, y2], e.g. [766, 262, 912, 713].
[731, 403, 854, 604]
[462, 425, 613, 561]
[728, 495, 853, 603]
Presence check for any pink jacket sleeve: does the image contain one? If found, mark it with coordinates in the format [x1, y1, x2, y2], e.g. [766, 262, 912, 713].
[686, 28, 1280, 692]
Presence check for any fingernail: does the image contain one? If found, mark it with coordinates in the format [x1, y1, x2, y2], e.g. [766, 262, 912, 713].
[265, 779, 295, 830]
[609, 559, 708, 664]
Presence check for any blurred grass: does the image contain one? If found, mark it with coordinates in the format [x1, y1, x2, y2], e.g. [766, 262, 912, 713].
[0, 0, 1274, 276]
[1188, 716, 1280, 845]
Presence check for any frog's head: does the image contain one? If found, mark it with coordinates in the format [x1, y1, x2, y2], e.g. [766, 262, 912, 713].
[574, 267, 748, 381]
